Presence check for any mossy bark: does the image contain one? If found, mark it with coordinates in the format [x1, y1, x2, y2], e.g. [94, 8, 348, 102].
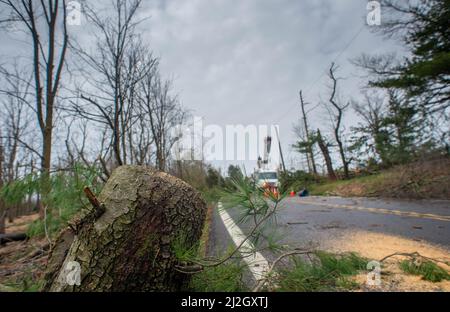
[43, 165, 206, 291]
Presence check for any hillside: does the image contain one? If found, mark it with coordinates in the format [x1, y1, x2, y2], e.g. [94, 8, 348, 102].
[309, 158, 450, 200]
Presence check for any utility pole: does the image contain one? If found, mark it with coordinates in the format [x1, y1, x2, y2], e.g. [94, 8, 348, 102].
[274, 127, 286, 173]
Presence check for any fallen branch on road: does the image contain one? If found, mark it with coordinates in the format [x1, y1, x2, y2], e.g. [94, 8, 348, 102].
[379, 251, 450, 266]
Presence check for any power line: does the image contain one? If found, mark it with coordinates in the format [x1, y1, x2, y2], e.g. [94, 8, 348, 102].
[273, 24, 366, 124]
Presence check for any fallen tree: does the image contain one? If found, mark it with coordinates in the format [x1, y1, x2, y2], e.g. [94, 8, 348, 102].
[43, 165, 206, 291]
[0, 233, 27, 245]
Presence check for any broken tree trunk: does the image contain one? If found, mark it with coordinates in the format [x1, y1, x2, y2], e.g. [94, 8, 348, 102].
[316, 129, 337, 180]
[43, 165, 206, 291]
[0, 233, 27, 245]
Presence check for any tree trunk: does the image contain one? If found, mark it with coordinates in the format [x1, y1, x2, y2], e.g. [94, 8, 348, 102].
[336, 136, 350, 179]
[156, 147, 166, 172]
[316, 129, 337, 180]
[0, 233, 27, 245]
[0, 136, 4, 234]
[0, 208, 5, 235]
[43, 165, 206, 291]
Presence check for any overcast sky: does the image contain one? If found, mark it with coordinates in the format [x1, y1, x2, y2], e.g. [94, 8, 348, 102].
[134, 0, 405, 173]
[0, 0, 406, 175]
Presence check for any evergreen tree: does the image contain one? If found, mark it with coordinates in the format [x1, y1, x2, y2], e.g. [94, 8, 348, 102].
[361, 0, 450, 113]
[227, 165, 243, 181]
[380, 91, 421, 164]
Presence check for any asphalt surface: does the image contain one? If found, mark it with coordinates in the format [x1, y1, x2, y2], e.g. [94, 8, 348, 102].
[208, 195, 450, 264]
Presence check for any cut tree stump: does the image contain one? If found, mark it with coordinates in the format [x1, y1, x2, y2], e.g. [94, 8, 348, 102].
[43, 165, 206, 291]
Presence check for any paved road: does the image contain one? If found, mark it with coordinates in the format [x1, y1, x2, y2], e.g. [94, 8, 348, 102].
[208, 196, 450, 267]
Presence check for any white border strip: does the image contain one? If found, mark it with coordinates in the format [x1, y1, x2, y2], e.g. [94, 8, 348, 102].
[217, 202, 270, 281]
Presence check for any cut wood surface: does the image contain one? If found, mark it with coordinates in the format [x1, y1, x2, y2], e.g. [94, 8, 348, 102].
[43, 165, 206, 291]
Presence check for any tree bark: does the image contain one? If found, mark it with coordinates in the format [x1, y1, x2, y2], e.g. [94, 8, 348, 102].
[0, 137, 4, 234]
[316, 129, 337, 180]
[0, 209, 5, 235]
[328, 63, 350, 179]
[40, 126, 53, 219]
[43, 165, 206, 291]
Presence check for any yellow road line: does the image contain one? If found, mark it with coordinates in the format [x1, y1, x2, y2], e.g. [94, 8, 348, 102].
[296, 200, 450, 222]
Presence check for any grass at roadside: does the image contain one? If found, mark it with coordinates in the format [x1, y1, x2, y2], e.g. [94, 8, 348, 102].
[197, 204, 214, 258]
[190, 263, 248, 292]
[399, 259, 450, 282]
[274, 252, 368, 292]
[189, 249, 369, 292]
[200, 187, 223, 206]
[309, 174, 383, 196]
[194, 183, 371, 292]
[308, 158, 450, 199]
[189, 192, 249, 292]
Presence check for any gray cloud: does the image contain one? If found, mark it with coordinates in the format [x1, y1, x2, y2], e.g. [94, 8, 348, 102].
[0, 0, 405, 174]
[138, 0, 404, 172]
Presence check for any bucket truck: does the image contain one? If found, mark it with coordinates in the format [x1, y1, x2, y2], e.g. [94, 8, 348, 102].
[255, 136, 279, 195]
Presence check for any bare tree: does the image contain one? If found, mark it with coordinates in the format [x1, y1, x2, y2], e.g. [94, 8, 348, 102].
[351, 92, 389, 164]
[0, 0, 69, 217]
[0, 131, 4, 234]
[138, 74, 187, 171]
[129, 111, 155, 166]
[327, 63, 351, 179]
[69, 0, 158, 168]
[0, 64, 36, 229]
[316, 129, 337, 180]
[299, 91, 317, 175]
